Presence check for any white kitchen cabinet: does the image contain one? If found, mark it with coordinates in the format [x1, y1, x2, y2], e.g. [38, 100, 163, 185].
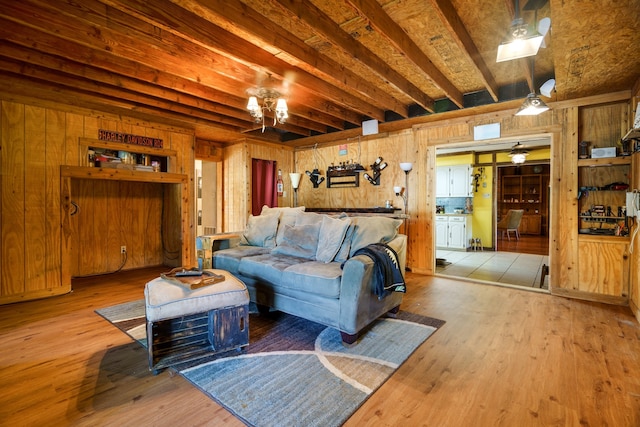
[436, 165, 472, 197]
[435, 216, 449, 247]
[435, 215, 472, 250]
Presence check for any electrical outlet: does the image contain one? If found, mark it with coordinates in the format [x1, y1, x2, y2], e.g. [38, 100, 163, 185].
[121, 246, 127, 254]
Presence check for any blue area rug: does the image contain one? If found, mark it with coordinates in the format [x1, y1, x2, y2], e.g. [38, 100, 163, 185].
[97, 300, 444, 427]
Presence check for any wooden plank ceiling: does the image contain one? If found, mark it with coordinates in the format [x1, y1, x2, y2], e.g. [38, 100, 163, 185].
[0, 0, 638, 144]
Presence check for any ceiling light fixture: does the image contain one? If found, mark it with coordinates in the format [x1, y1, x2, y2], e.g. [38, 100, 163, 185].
[509, 142, 529, 164]
[515, 93, 549, 116]
[515, 57, 550, 116]
[496, 0, 544, 62]
[246, 88, 288, 132]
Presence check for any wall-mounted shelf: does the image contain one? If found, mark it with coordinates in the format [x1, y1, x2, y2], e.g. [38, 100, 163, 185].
[577, 154, 630, 237]
[61, 165, 187, 183]
[79, 137, 178, 173]
[326, 169, 360, 188]
[577, 157, 631, 167]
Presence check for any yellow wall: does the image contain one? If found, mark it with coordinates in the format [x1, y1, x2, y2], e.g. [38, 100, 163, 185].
[471, 166, 494, 247]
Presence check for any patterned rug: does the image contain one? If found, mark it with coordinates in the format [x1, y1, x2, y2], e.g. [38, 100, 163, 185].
[96, 300, 444, 427]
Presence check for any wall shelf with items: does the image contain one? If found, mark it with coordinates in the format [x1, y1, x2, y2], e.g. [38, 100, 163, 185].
[577, 156, 630, 237]
[79, 137, 178, 173]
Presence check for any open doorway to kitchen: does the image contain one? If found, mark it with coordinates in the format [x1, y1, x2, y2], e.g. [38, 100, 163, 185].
[434, 136, 552, 291]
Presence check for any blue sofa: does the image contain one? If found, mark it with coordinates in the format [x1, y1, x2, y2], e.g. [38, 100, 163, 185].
[197, 206, 406, 344]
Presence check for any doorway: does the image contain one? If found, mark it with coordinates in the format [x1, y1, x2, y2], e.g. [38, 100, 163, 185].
[195, 159, 217, 236]
[434, 136, 551, 291]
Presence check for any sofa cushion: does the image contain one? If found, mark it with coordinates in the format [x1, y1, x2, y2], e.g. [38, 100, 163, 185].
[348, 216, 403, 257]
[212, 246, 271, 274]
[240, 213, 279, 248]
[261, 205, 306, 246]
[280, 261, 343, 298]
[271, 223, 321, 259]
[295, 211, 325, 227]
[316, 215, 351, 263]
[238, 253, 305, 285]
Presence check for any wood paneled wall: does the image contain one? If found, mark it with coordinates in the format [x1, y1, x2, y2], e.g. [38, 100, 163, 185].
[294, 93, 636, 305]
[221, 140, 295, 232]
[629, 95, 640, 322]
[70, 180, 164, 276]
[0, 100, 195, 304]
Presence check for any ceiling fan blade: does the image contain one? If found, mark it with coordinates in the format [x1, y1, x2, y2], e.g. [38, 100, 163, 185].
[538, 17, 551, 48]
[523, 0, 548, 11]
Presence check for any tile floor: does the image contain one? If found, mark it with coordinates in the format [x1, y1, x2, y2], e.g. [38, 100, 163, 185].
[435, 249, 549, 290]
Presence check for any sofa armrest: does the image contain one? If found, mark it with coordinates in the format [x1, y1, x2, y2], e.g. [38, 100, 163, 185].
[338, 234, 407, 335]
[385, 234, 407, 275]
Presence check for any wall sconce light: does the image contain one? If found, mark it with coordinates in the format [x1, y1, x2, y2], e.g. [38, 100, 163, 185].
[363, 156, 387, 185]
[305, 168, 325, 188]
[289, 172, 301, 207]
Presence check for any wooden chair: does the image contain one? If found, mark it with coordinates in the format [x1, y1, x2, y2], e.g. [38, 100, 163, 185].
[497, 209, 524, 241]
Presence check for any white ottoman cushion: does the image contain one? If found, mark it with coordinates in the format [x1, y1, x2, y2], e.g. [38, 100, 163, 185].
[145, 269, 248, 322]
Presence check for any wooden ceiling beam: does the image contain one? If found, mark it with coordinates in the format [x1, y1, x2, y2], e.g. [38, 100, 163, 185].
[345, 0, 464, 108]
[0, 10, 340, 133]
[272, 0, 435, 112]
[0, 60, 254, 128]
[96, 0, 384, 123]
[0, 42, 256, 124]
[0, 72, 244, 133]
[171, 0, 409, 119]
[429, 0, 500, 102]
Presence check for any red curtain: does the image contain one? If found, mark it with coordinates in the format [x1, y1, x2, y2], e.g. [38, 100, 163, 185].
[251, 159, 277, 215]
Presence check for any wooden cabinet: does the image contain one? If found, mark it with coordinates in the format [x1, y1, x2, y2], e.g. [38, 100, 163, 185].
[520, 214, 542, 235]
[577, 237, 629, 300]
[436, 165, 471, 197]
[436, 215, 472, 250]
[497, 165, 549, 235]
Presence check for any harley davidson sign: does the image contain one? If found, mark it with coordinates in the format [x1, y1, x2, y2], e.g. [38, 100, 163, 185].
[98, 129, 163, 149]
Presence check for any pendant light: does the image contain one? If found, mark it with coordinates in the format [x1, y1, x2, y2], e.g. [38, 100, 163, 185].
[515, 58, 549, 116]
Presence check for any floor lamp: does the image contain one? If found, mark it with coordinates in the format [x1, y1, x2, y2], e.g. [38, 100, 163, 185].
[289, 172, 301, 207]
[396, 162, 412, 270]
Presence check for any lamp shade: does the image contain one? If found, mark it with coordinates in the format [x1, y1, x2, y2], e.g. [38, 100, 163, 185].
[246, 96, 259, 112]
[510, 153, 527, 164]
[399, 162, 413, 172]
[393, 186, 403, 194]
[276, 98, 288, 112]
[289, 172, 302, 189]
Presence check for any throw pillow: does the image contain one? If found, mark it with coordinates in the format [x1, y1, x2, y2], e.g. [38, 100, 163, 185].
[316, 216, 351, 263]
[334, 213, 354, 263]
[348, 216, 402, 257]
[271, 223, 321, 259]
[261, 205, 306, 246]
[239, 214, 279, 248]
[294, 211, 324, 227]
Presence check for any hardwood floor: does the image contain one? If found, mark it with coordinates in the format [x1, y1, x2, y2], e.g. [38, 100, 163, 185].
[496, 233, 549, 256]
[1, 266, 639, 426]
